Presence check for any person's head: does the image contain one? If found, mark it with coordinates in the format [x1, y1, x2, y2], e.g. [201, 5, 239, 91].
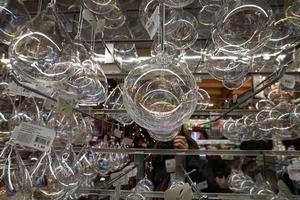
[178, 126, 199, 149]
[211, 159, 231, 189]
[155, 126, 199, 149]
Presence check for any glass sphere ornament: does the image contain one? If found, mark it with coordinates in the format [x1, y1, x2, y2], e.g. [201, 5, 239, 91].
[123, 56, 198, 141]
[139, 0, 176, 35]
[165, 10, 199, 49]
[212, 0, 273, 55]
[9, 3, 80, 85]
[265, 12, 300, 50]
[285, 1, 300, 26]
[0, 0, 30, 45]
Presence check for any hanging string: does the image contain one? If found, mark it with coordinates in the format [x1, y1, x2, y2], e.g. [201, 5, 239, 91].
[75, 5, 84, 41]
[159, 1, 166, 57]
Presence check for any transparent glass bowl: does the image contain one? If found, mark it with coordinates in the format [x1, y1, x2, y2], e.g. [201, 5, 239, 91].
[0, 0, 30, 45]
[212, 0, 273, 55]
[123, 56, 198, 141]
[9, 6, 80, 84]
[165, 10, 199, 49]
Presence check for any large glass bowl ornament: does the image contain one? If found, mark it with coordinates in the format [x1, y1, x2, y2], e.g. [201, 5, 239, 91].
[9, 2, 80, 85]
[123, 57, 198, 141]
[212, 0, 273, 55]
[165, 10, 199, 49]
[0, 0, 30, 45]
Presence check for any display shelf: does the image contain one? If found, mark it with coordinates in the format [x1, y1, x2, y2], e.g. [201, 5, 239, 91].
[105, 72, 300, 80]
[77, 108, 259, 116]
[4, 145, 300, 157]
[196, 140, 235, 145]
[78, 188, 299, 200]
[77, 148, 300, 157]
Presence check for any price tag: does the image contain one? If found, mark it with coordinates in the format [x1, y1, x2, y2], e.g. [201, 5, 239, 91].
[122, 138, 133, 146]
[294, 47, 300, 63]
[287, 160, 300, 181]
[170, 173, 176, 182]
[114, 128, 123, 138]
[165, 159, 176, 173]
[127, 167, 137, 178]
[11, 122, 55, 152]
[181, 183, 193, 200]
[94, 19, 105, 34]
[165, 183, 192, 200]
[8, 82, 32, 97]
[145, 6, 160, 39]
[83, 8, 97, 27]
[110, 171, 129, 186]
[104, 43, 114, 64]
[196, 180, 208, 190]
[280, 75, 296, 89]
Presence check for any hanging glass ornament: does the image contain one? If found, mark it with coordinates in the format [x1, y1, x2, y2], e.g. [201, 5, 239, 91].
[9, 1, 80, 85]
[0, 0, 30, 45]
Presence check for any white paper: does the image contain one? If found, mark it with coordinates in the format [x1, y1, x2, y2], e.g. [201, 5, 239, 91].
[94, 19, 105, 34]
[105, 43, 114, 64]
[8, 82, 32, 97]
[145, 6, 160, 39]
[82, 9, 97, 27]
[165, 183, 192, 200]
[114, 129, 123, 138]
[122, 138, 133, 146]
[280, 75, 296, 89]
[196, 180, 208, 190]
[111, 172, 129, 186]
[165, 159, 176, 173]
[287, 161, 300, 181]
[127, 167, 137, 178]
[11, 122, 55, 152]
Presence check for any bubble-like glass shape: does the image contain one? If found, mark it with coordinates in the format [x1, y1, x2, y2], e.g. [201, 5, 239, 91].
[61, 58, 108, 106]
[165, 10, 199, 49]
[123, 57, 198, 141]
[9, 6, 80, 84]
[0, 0, 30, 45]
[213, 0, 273, 55]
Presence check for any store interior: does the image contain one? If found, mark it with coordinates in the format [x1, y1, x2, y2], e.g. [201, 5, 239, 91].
[0, 0, 300, 199]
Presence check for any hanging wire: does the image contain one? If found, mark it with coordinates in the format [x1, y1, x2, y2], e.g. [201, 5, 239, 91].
[159, 1, 166, 55]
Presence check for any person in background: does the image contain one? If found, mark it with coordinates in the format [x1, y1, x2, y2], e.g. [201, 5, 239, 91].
[239, 140, 279, 193]
[149, 127, 232, 197]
